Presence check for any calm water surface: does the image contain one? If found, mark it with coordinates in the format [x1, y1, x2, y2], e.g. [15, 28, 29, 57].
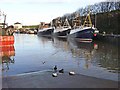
[2, 34, 119, 81]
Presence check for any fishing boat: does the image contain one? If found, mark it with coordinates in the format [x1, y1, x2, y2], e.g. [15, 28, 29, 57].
[37, 22, 54, 37]
[38, 27, 54, 37]
[68, 12, 99, 42]
[0, 10, 14, 46]
[53, 18, 71, 38]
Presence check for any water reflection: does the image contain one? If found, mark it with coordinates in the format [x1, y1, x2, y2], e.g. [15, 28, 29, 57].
[94, 41, 119, 73]
[40, 36, 53, 43]
[2, 34, 118, 81]
[43, 36, 119, 73]
[52, 37, 69, 52]
[49, 37, 99, 69]
[0, 45, 15, 72]
[68, 38, 98, 69]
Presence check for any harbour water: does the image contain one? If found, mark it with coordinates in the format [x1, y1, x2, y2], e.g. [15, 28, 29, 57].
[2, 34, 119, 81]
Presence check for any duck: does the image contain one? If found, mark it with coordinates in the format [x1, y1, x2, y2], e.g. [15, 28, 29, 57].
[52, 73, 58, 77]
[69, 71, 75, 75]
[59, 69, 64, 73]
[54, 65, 57, 71]
[42, 61, 46, 64]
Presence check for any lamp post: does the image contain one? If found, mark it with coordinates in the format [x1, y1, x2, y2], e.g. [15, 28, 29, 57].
[0, 10, 7, 29]
[0, 10, 1, 28]
[3, 12, 7, 29]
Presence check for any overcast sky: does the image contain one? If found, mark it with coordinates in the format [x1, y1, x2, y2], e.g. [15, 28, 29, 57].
[0, 0, 106, 25]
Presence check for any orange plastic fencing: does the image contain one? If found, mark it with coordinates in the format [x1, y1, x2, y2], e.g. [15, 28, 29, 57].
[0, 45, 15, 57]
[0, 36, 15, 57]
[0, 36, 14, 45]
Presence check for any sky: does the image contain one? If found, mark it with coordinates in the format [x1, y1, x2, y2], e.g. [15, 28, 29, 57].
[0, 0, 106, 25]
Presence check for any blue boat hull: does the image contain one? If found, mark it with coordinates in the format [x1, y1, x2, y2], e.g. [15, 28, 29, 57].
[37, 28, 54, 37]
[68, 27, 98, 42]
[53, 29, 71, 38]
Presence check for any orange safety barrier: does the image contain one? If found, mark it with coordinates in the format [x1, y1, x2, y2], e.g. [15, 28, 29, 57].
[0, 36, 14, 45]
[0, 45, 15, 57]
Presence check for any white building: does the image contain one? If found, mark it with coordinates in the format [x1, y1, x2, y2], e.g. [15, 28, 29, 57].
[14, 22, 22, 29]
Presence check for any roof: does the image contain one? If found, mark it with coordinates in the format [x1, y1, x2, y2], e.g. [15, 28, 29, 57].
[14, 22, 21, 24]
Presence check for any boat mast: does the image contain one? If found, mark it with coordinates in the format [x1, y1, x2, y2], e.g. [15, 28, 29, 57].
[72, 13, 81, 28]
[3, 13, 6, 29]
[63, 18, 71, 28]
[83, 6, 92, 27]
[56, 17, 62, 28]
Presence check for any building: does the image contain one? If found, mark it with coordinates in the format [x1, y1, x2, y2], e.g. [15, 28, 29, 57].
[14, 22, 22, 29]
